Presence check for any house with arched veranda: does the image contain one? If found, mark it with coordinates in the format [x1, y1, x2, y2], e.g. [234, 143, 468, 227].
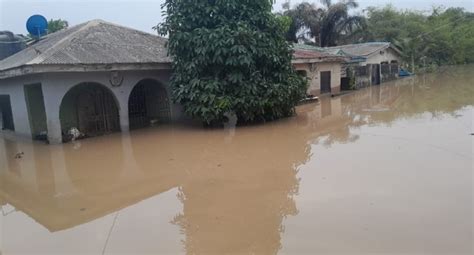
[0, 19, 185, 144]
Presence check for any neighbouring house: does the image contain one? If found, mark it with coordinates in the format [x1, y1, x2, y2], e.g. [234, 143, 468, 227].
[292, 44, 347, 96]
[0, 19, 182, 144]
[327, 42, 403, 89]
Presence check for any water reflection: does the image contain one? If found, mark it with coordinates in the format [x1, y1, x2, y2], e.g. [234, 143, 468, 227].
[0, 65, 473, 254]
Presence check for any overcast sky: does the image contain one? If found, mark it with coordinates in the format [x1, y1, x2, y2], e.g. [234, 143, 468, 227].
[1, 0, 472, 35]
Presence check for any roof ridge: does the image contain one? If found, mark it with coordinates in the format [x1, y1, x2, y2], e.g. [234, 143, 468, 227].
[27, 20, 100, 65]
[364, 44, 391, 57]
[93, 19, 163, 38]
[327, 41, 390, 48]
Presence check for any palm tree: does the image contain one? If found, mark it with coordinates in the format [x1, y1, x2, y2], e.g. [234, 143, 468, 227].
[319, 0, 364, 46]
[283, 2, 323, 43]
[283, 0, 364, 46]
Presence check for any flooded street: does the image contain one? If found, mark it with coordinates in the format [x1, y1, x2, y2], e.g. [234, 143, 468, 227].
[0, 66, 473, 255]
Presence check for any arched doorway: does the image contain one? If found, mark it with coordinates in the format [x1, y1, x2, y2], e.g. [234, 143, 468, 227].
[128, 79, 171, 130]
[60, 82, 120, 140]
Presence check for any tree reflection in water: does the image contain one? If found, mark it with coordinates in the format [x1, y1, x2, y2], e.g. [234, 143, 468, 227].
[0, 65, 472, 254]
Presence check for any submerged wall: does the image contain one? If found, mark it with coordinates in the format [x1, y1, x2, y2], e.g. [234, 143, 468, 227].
[0, 75, 38, 138]
[0, 69, 185, 143]
[364, 48, 402, 65]
[293, 61, 342, 96]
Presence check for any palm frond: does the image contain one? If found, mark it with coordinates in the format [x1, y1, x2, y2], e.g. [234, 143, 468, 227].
[320, 0, 332, 8]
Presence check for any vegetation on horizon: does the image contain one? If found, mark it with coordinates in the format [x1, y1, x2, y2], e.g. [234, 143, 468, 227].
[280, 1, 474, 70]
[362, 5, 474, 70]
[47, 19, 69, 33]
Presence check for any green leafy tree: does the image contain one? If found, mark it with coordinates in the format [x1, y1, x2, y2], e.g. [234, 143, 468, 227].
[157, 0, 307, 125]
[47, 19, 69, 33]
[363, 5, 474, 69]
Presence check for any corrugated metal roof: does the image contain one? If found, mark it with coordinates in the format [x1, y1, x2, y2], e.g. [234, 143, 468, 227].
[0, 19, 171, 72]
[292, 44, 346, 62]
[294, 49, 330, 59]
[327, 42, 395, 57]
[293, 42, 401, 63]
[293, 44, 326, 52]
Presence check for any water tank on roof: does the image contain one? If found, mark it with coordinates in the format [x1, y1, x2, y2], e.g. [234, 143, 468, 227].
[0, 31, 27, 60]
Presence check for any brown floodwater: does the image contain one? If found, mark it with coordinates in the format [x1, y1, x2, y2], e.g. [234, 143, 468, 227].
[0, 66, 473, 255]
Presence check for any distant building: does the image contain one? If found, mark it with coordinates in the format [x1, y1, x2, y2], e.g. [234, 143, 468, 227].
[328, 42, 402, 65]
[327, 42, 403, 88]
[292, 44, 347, 96]
[294, 42, 403, 90]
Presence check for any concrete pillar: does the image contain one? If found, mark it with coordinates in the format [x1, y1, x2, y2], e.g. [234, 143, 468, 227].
[44, 104, 62, 144]
[8, 87, 33, 139]
[41, 84, 63, 144]
[108, 81, 131, 133]
[119, 106, 129, 132]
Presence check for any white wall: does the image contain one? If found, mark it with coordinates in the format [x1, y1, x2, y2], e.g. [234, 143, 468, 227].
[294, 61, 342, 95]
[0, 75, 39, 139]
[0, 69, 184, 143]
[364, 48, 402, 65]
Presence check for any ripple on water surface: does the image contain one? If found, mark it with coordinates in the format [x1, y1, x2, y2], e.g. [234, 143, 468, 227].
[1, 66, 473, 254]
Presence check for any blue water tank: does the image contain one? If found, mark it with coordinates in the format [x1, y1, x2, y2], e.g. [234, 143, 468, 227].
[0, 31, 27, 60]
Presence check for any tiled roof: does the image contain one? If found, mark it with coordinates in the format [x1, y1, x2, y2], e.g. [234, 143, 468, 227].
[0, 19, 171, 72]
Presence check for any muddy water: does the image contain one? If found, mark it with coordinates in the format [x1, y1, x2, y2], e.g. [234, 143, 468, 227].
[0, 66, 473, 255]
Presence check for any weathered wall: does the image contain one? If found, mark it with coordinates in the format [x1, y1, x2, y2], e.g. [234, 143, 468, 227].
[0, 69, 185, 143]
[0, 75, 38, 138]
[293, 62, 342, 96]
[364, 48, 402, 65]
[348, 48, 402, 89]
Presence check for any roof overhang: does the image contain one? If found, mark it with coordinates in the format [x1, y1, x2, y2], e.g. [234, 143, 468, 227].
[365, 44, 402, 58]
[0, 62, 172, 80]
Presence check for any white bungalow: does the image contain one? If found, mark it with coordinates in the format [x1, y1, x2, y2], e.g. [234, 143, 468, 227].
[0, 20, 183, 144]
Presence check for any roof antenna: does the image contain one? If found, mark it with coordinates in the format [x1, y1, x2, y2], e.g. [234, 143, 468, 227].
[26, 15, 48, 41]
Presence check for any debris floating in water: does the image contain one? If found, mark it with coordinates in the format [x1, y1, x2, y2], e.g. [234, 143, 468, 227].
[362, 108, 390, 112]
[14, 152, 24, 159]
[299, 96, 319, 105]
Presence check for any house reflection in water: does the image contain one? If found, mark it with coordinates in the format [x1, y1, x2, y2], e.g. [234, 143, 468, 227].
[1, 69, 473, 254]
